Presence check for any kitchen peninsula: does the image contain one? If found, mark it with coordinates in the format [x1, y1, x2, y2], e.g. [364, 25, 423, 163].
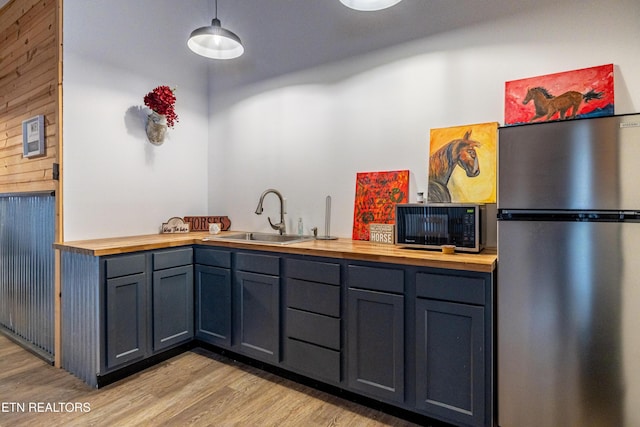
[55, 232, 496, 427]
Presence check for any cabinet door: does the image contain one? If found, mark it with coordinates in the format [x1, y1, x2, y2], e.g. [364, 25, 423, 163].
[415, 299, 485, 427]
[152, 265, 194, 352]
[195, 264, 231, 347]
[235, 271, 280, 363]
[347, 288, 404, 403]
[106, 272, 147, 369]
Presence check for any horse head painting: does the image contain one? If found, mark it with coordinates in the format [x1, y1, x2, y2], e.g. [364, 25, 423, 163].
[428, 130, 481, 203]
[523, 86, 604, 122]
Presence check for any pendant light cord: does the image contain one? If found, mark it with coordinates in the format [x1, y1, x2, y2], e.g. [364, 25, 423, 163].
[214, 0, 218, 19]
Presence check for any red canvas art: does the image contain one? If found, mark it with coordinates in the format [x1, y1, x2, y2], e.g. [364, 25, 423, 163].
[505, 64, 614, 125]
[352, 170, 409, 241]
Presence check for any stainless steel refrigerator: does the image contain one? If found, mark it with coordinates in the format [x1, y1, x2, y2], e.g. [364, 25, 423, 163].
[497, 113, 640, 427]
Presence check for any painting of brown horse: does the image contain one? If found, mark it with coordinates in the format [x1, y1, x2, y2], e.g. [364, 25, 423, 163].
[523, 87, 603, 122]
[504, 64, 614, 125]
[428, 131, 480, 203]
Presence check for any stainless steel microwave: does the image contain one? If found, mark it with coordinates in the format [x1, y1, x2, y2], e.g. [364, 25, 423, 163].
[395, 203, 485, 253]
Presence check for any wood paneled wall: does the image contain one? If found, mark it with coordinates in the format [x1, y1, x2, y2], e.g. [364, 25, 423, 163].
[0, 0, 63, 367]
[0, 0, 59, 194]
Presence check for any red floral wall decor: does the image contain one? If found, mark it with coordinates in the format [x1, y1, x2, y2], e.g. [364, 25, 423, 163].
[352, 170, 409, 241]
[144, 85, 178, 128]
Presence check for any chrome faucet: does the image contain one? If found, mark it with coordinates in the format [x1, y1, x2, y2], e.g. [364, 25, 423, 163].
[255, 189, 286, 235]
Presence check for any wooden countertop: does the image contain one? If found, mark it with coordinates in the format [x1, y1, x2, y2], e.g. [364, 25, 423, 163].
[54, 232, 207, 256]
[55, 231, 497, 273]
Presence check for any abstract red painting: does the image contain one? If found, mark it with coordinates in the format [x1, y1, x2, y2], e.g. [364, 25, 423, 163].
[505, 64, 614, 125]
[352, 170, 409, 241]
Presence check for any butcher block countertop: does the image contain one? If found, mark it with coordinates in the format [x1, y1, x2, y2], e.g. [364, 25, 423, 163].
[55, 231, 497, 273]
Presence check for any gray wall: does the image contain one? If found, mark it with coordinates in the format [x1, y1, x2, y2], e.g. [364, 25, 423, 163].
[0, 194, 55, 359]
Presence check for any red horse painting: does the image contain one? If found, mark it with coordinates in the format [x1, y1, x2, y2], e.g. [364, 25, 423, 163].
[428, 131, 480, 203]
[523, 87, 603, 122]
[505, 64, 614, 125]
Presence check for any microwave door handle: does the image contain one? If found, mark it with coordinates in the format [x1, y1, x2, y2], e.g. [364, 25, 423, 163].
[433, 218, 437, 244]
[412, 215, 417, 237]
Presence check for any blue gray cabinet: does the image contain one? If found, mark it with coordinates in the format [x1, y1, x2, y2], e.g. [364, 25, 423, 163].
[415, 271, 490, 427]
[235, 252, 280, 363]
[105, 254, 148, 370]
[194, 248, 282, 362]
[194, 248, 232, 348]
[283, 257, 342, 384]
[152, 248, 194, 352]
[346, 264, 405, 403]
[64, 241, 493, 424]
[103, 248, 193, 371]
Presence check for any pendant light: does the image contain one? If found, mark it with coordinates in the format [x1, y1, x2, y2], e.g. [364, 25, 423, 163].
[187, 0, 244, 59]
[340, 0, 403, 11]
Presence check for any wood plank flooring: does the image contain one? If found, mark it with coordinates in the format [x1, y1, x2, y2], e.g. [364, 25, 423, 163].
[0, 334, 430, 427]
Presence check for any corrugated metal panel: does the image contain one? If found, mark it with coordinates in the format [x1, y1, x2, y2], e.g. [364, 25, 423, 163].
[61, 252, 99, 387]
[0, 194, 55, 357]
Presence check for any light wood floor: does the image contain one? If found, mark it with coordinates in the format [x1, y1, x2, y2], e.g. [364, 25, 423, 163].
[0, 334, 432, 427]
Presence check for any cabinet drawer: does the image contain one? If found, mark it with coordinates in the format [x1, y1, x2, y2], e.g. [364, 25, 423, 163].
[286, 278, 340, 317]
[153, 248, 193, 271]
[286, 258, 340, 285]
[236, 252, 279, 275]
[416, 272, 485, 305]
[194, 248, 231, 268]
[286, 338, 341, 383]
[286, 308, 340, 350]
[348, 265, 404, 294]
[105, 254, 146, 279]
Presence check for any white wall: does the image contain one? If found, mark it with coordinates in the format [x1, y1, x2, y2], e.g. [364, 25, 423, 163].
[208, 0, 640, 238]
[61, 0, 640, 241]
[63, 1, 209, 240]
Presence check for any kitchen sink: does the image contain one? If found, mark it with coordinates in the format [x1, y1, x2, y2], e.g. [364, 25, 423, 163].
[212, 232, 315, 245]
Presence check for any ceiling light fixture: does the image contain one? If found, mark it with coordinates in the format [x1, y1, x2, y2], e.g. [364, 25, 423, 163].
[340, 0, 403, 11]
[187, 0, 244, 60]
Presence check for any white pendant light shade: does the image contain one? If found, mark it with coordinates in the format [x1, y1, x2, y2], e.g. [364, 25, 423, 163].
[188, 18, 244, 59]
[340, 0, 403, 11]
[188, 1, 244, 59]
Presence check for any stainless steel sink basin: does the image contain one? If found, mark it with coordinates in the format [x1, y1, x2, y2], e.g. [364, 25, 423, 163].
[213, 232, 315, 245]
